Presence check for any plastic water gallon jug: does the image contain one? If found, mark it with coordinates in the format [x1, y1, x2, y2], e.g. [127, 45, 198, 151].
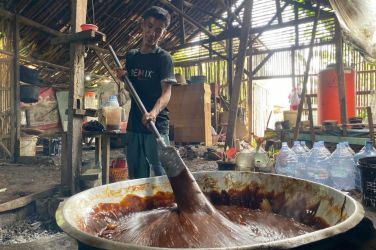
[275, 142, 297, 177]
[329, 143, 355, 190]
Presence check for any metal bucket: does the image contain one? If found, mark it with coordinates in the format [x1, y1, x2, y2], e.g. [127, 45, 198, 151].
[56, 172, 364, 249]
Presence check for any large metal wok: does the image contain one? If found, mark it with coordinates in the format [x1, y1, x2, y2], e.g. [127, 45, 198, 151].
[56, 171, 364, 249]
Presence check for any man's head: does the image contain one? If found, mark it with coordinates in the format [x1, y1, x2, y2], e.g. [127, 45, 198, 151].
[141, 6, 171, 48]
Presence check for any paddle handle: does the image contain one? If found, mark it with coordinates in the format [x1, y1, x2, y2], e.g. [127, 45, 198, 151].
[108, 45, 166, 148]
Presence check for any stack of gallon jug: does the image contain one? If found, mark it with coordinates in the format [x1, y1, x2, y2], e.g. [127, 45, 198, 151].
[275, 140, 376, 191]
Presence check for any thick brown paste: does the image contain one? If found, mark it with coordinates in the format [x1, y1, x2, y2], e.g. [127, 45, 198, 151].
[83, 189, 323, 248]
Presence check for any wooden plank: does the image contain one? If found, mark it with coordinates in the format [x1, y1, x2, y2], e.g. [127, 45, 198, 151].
[225, 0, 252, 147]
[11, 15, 20, 162]
[335, 18, 348, 136]
[101, 134, 110, 184]
[293, 1, 321, 141]
[168, 84, 212, 145]
[51, 29, 106, 45]
[292, 133, 369, 146]
[66, 0, 87, 194]
[0, 185, 58, 213]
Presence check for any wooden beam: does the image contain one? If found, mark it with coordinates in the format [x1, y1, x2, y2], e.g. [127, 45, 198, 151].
[20, 56, 69, 71]
[66, 0, 87, 194]
[51, 30, 106, 45]
[158, 0, 222, 46]
[217, 0, 243, 25]
[93, 48, 127, 106]
[250, 1, 289, 45]
[183, 1, 226, 22]
[11, 15, 20, 162]
[202, 44, 227, 61]
[335, 18, 348, 136]
[225, 0, 252, 147]
[0, 8, 110, 54]
[177, 0, 186, 44]
[275, 0, 283, 24]
[252, 52, 274, 75]
[171, 15, 333, 53]
[293, 1, 321, 140]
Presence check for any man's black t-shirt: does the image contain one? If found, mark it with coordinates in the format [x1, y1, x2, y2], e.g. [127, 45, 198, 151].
[125, 47, 176, 134]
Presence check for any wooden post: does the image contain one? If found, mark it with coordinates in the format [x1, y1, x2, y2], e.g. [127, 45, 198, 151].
[66, 0, 87, 194]
[225, 0, 253, 147]
[248, 54, 253, 139]
[177, 0, 185, 44]
[227, 11, 233, 97]
[101, 134, 110, 184]
[293, 1, 320, 141]
[307, 96, 315, 143]
[291, 48, 295, 88]
[367, 107, 376, 147]
[335, 18, 348, 136]
[11, 15, 20, 162]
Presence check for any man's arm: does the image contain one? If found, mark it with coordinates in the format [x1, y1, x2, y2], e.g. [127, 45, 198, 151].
[142, 81, 171, 126]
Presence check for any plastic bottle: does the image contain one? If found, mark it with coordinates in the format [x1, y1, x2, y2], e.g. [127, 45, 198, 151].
[306, 142, 330, 185]
[318, 141, 331, 157]
[103, 95, 122, 130]
[341, 141, 355, 155]
[354, 140, 376, 190]
[275, 142, 297, 177]
[291, 141, 307, 178]
[300, 141, 310, 152]
[329, 143, 355, 191]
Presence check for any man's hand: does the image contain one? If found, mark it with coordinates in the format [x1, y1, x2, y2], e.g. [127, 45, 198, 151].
[142, 110, 158, 127]
[115, 68, 126, 79]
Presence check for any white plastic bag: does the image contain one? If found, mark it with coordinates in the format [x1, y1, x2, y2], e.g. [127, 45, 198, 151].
[288, 87, 300, 111]
[330, 0, 376, 60]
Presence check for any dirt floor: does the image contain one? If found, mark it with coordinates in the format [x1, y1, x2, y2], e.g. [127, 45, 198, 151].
[0, 161, 60, 205]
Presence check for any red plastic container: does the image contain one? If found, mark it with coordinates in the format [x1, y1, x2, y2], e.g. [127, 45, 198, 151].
[80, 24, 98, 31]
[317, 65, 356, 125]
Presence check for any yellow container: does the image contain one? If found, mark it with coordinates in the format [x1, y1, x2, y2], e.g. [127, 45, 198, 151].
[20, 136, 38, 156]
[283, 110, 298, 126]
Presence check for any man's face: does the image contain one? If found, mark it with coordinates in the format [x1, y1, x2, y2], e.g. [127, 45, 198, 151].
[141, 17, 166, 47]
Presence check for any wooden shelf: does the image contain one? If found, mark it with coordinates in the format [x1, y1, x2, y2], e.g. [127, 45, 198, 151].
[51, 30, 106, 45]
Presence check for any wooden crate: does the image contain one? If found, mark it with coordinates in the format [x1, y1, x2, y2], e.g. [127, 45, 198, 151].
[168, 84, 212, 146]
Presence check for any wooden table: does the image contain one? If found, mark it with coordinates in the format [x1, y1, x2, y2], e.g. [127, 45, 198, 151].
[61, 130, 126, 191]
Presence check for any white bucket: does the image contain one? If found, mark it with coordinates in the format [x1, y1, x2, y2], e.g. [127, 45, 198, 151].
[20, 136, 38, 156]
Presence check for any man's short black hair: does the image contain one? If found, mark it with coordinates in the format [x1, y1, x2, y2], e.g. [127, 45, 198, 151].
[142, 6, 171, 28]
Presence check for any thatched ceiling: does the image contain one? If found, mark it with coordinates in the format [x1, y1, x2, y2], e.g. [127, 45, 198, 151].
[0, 0, 333, 85]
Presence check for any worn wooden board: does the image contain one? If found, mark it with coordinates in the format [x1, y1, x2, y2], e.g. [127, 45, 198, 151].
[56, 91, 69, 132]
[168, 84, 212, 145]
